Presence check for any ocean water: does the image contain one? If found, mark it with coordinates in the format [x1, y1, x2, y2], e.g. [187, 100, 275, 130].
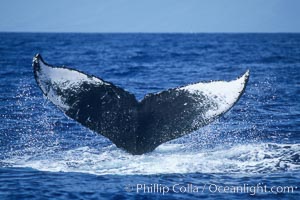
[0, 33, 299, 199]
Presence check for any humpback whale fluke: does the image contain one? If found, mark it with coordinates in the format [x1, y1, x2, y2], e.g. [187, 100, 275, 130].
[33, 54, 249, 155]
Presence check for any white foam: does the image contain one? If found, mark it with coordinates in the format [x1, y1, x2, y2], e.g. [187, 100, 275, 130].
[4, 142, 299, 175]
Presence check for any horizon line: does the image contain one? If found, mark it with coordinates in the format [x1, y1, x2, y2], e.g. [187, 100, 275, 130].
[0, 31, 300, 34]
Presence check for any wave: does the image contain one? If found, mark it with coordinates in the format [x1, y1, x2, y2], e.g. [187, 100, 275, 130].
[2, 142, 299, 175]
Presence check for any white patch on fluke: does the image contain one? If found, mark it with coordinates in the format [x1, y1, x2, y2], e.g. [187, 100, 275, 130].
[35, 58, 109, 111]
[38, 59, 105, 88]
[180, 70, 249, 118]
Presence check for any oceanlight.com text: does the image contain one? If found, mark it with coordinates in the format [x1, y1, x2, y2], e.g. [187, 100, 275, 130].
[124, 183, 298, 196]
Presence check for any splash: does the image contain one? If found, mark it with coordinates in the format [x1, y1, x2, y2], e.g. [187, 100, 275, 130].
[3, 142, 300, 175]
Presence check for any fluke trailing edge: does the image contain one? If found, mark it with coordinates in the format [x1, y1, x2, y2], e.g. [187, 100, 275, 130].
[33, 54, 249, 155]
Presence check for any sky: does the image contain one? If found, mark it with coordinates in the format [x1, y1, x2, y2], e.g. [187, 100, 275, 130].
[0, 0, 299, 33]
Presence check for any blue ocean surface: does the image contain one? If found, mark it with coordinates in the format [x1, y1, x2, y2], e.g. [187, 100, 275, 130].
[0, 33, 299, 199]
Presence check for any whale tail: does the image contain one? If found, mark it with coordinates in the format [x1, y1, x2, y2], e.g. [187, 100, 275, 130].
[33, 54, 249, 154]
